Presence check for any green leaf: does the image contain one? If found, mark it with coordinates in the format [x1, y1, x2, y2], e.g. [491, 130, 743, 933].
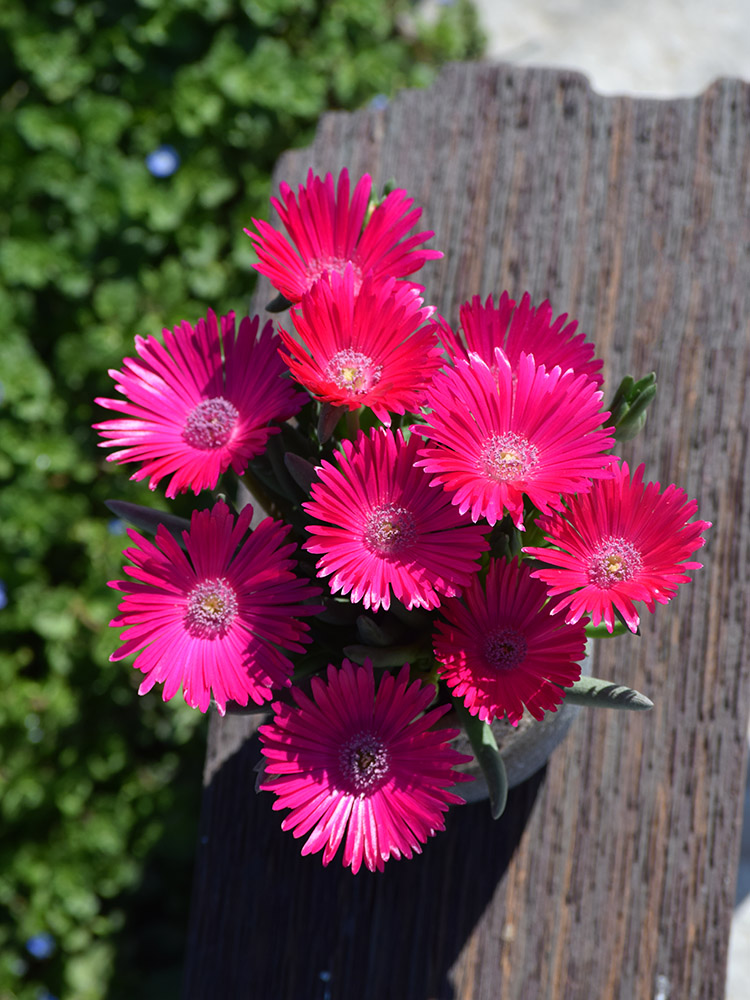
[0, 3, 484, 993]
[452, 698, 508, 819]
[584, 620, 629, 639]
[265, 292, 295, 313]
[73, 93, 133, 146]
[317, 402, 346, 443]
[16, 106, 80, 155]
[0, 238, 59, 288]
[561, 676, 654, 711]
[604, 371, 657, 442]
[342, 643, 424, 668]
[355, 614, 402, 648]
[104, 500, 191, 547]
[93, 279, 140, 324]
[284, 452, 317, 493]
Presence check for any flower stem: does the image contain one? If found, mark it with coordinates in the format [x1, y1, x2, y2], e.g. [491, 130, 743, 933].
[345, 407, 361, 438]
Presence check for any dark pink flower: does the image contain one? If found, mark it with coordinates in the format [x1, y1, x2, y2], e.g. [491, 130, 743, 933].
[303, 428, 489, 611]
[439, 291, 603, 386]
[259, 659, 471, 873]
[245, 168, 442, 302]
[108, 501, 322, 713]
[279, 267, 444, 423]
[416, 348, 616, 529]
[95, 311, 304, 499]
[433, 558, 587, 725]
[524, 461, 711, 633]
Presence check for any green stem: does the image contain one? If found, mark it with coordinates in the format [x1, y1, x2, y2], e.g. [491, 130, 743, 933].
[345, 407, 361, 438]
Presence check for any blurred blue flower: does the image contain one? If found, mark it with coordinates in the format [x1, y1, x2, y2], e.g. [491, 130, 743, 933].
[146, 145, 180, 178]
[369, 94, 389, 111]
[26, 933, 55, 960]
[107, 518, 126, 535]
[0, 580, 7, 610]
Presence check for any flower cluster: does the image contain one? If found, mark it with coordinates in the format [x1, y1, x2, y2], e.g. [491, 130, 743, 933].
[97, 168, 710, 872]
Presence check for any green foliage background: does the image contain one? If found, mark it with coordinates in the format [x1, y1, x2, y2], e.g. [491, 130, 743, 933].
[0, 1, 483, 997]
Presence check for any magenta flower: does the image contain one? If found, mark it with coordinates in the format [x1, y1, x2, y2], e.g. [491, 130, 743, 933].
[245, 168, 442, 302]
[416, 348, 616, 529]
[524, 461, 711, 633]
[95, 310, 304, 499]
[303, 428, 489, 611]
[278, 266, 444, 423]
[259, 659, 471, 873]
[433, 558, 587, 725]
[108, 501, 322, 713]
[439, 291, 603, 386]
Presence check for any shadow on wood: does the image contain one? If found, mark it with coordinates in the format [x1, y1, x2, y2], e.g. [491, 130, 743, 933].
[184, 717, 545, 999]
[184, 61, 750, 1000]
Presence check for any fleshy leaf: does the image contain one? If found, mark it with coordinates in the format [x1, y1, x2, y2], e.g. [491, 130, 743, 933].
[342, 643, 424, 668]
[265, 292, 294, 313]
[355, 615, 401, 647]
[317, 402, 345, 443]
[584, 620, 629, 639]
[105, 500, 191, 547]
[561, 675, 653, 710]
[284, 451, 318, 493]
[604, 371, 657, 442]
[453, 698, 508, 819]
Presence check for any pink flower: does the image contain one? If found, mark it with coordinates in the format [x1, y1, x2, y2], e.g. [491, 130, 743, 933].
[433, 558, 587, 725]
[524, 461, 711, 633]
[303, 428, 489, 611]
[108, 501, 322, 713]
[95, 310, 304, 499]
[416, 348, 616, 529]
[259, 659, 471, 873]
[245, 168, 442, 302]
[278, 267, 444, 423]
[439, 291, 603, 387]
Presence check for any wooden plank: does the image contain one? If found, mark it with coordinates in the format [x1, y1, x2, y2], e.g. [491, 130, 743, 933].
[183, 62, 750, 1000]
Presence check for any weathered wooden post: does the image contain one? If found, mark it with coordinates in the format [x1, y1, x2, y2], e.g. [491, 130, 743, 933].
[183, 62, 750, 999]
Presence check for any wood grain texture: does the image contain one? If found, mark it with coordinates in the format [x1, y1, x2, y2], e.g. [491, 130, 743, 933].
[183, 63, 750, 1000]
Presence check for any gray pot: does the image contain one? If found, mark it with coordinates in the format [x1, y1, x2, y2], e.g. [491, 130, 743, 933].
[453, 648, 592, 801]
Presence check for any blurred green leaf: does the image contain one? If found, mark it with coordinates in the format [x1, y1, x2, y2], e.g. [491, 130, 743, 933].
[0, 1, 484, 997]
